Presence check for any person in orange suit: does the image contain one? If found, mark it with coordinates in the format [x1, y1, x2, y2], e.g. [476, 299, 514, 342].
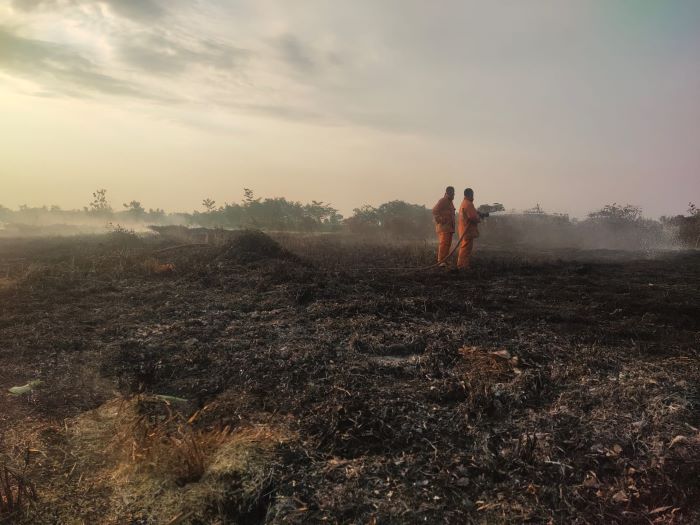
[457, 187, 481, 270]
[432, 186, 456, 267]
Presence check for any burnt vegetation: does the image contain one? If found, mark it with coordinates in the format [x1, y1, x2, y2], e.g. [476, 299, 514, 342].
[0, 220, 699, 523]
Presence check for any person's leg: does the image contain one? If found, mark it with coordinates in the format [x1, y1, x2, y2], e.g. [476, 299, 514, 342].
[456, 238, 466, 269]
[437, 232, 452, 265]
[457, 238, 473, 269]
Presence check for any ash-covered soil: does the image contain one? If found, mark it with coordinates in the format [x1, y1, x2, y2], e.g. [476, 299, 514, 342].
[1, 231, 699, 524]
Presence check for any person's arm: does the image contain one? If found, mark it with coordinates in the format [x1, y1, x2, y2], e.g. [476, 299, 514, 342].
[467, 203, 480, 224]
[432, 199, 441, 221]
[432, 198, 447, 224]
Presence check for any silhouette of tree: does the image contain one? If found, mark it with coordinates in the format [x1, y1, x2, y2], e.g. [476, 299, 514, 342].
[202, 198, 217, 213]
[123, 200, 145, 220]
[346, 201, 432, 238]
[243, 188, 260, 206]
[86, 189, 112, 215]
[588, 203, 642, 222]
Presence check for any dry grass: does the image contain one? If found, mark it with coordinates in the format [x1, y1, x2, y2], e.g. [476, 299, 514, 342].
[62, 396, 288, 523]
[458, 346, 518, 381]
[0, 462, 36, 519]
[142, 258, 176, 275]
[110, 400, 233, 485]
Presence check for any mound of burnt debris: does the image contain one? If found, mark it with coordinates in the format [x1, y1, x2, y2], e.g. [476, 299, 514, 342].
[216, 230, 299, 265]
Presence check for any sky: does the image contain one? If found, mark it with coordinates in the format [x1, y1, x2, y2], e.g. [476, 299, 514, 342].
[1, 0, 699, 218]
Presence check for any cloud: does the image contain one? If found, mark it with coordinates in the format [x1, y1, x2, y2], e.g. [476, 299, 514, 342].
[11, 0, 47, 10]
[119, 33, 250, 75]
[241, 103, 327, 124]
[7, 0, 696, 143]
[275, 34, 316, 75]
[11, 0, 166, 22]
[102, 0, 165, 22]
[0, 26, 170, 100]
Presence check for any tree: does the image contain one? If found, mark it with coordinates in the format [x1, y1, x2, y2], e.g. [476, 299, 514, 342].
[220, 202, 246, 227]
[670, 202, 700, 248]
[345, 201, 432, 238]
[86, 189, 112, 214]
[187, 189, 342, 232]
[147, 208, 166, 222]
[123, 200, 146, 220]
[582, 203, 665, 249]
[304, 200, 342, 226]
[376, 200, 432, 239]
[588, 203, 642, 222]
[202, 198, 217, 213]
[243, 188, 260, 206]
[345, 205, 380, 234]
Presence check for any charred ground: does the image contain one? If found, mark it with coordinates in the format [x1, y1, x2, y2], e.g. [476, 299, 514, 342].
[1, 231, 699, 524]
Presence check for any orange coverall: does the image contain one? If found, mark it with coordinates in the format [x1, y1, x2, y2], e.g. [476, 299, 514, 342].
[432, 196, 455, 265]
[457, 197, 480, 269]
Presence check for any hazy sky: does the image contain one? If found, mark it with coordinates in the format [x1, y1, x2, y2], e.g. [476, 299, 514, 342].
[1, 0, 699, 217]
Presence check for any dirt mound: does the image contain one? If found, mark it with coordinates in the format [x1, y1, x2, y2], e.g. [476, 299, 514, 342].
[217, 230, 297, 264]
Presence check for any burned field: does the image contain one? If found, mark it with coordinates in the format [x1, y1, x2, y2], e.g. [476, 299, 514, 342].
[1, 231, 699, 524]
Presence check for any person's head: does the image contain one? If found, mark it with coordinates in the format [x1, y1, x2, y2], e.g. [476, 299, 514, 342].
[464, 188, 474, 200]
[445, 186, 455, 200]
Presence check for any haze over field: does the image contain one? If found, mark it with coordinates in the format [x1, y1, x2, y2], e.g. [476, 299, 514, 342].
[1, 0, 699, 217]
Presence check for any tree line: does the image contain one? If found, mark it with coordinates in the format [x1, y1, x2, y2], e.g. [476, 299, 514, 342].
[0, 189, 698, 247]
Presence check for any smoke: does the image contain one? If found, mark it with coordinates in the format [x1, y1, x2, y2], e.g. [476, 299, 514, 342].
[0, 208, 187, 238]
[478, 214, 680, 252]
